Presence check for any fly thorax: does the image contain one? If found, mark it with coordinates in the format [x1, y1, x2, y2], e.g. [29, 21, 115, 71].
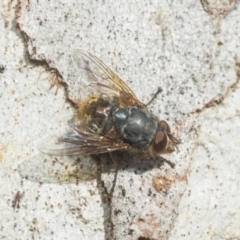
[113, 108, 129, 131]
[113, 107, 158, 149]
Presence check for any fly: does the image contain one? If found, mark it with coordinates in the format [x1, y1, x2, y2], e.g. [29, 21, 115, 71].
[39, 51, 180, 161]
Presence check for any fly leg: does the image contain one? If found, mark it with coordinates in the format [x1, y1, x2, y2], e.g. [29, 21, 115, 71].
[146, 87, 162, 106]
[140, 151, 176, 169]
[109, 152, 118, 197]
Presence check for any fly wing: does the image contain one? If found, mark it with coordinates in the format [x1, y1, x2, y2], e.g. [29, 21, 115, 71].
[19, 121, 129, 184]
[38, 122, 129, 156]
[69, 50, 145, 108]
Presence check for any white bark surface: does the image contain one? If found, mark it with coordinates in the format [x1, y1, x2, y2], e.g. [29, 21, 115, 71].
[0, 0, 240, 239]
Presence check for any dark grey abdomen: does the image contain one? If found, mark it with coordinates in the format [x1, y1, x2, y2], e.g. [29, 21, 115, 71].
[113, 107, 158, 149]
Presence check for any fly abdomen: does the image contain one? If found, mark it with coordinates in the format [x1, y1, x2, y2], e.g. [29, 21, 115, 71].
[113, 107, 158, 149]
[75, 96, 119, 135]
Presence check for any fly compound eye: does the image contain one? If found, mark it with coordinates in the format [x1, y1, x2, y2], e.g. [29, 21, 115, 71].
[159, 120, 170, 133]
[153, 131, 167, 153]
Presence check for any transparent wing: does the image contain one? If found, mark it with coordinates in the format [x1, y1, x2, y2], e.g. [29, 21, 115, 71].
[38, 122, 129, 156]
[68, 50, 145, 108]
[18, 122, 129, 184]
[18, 154, 98, 184]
